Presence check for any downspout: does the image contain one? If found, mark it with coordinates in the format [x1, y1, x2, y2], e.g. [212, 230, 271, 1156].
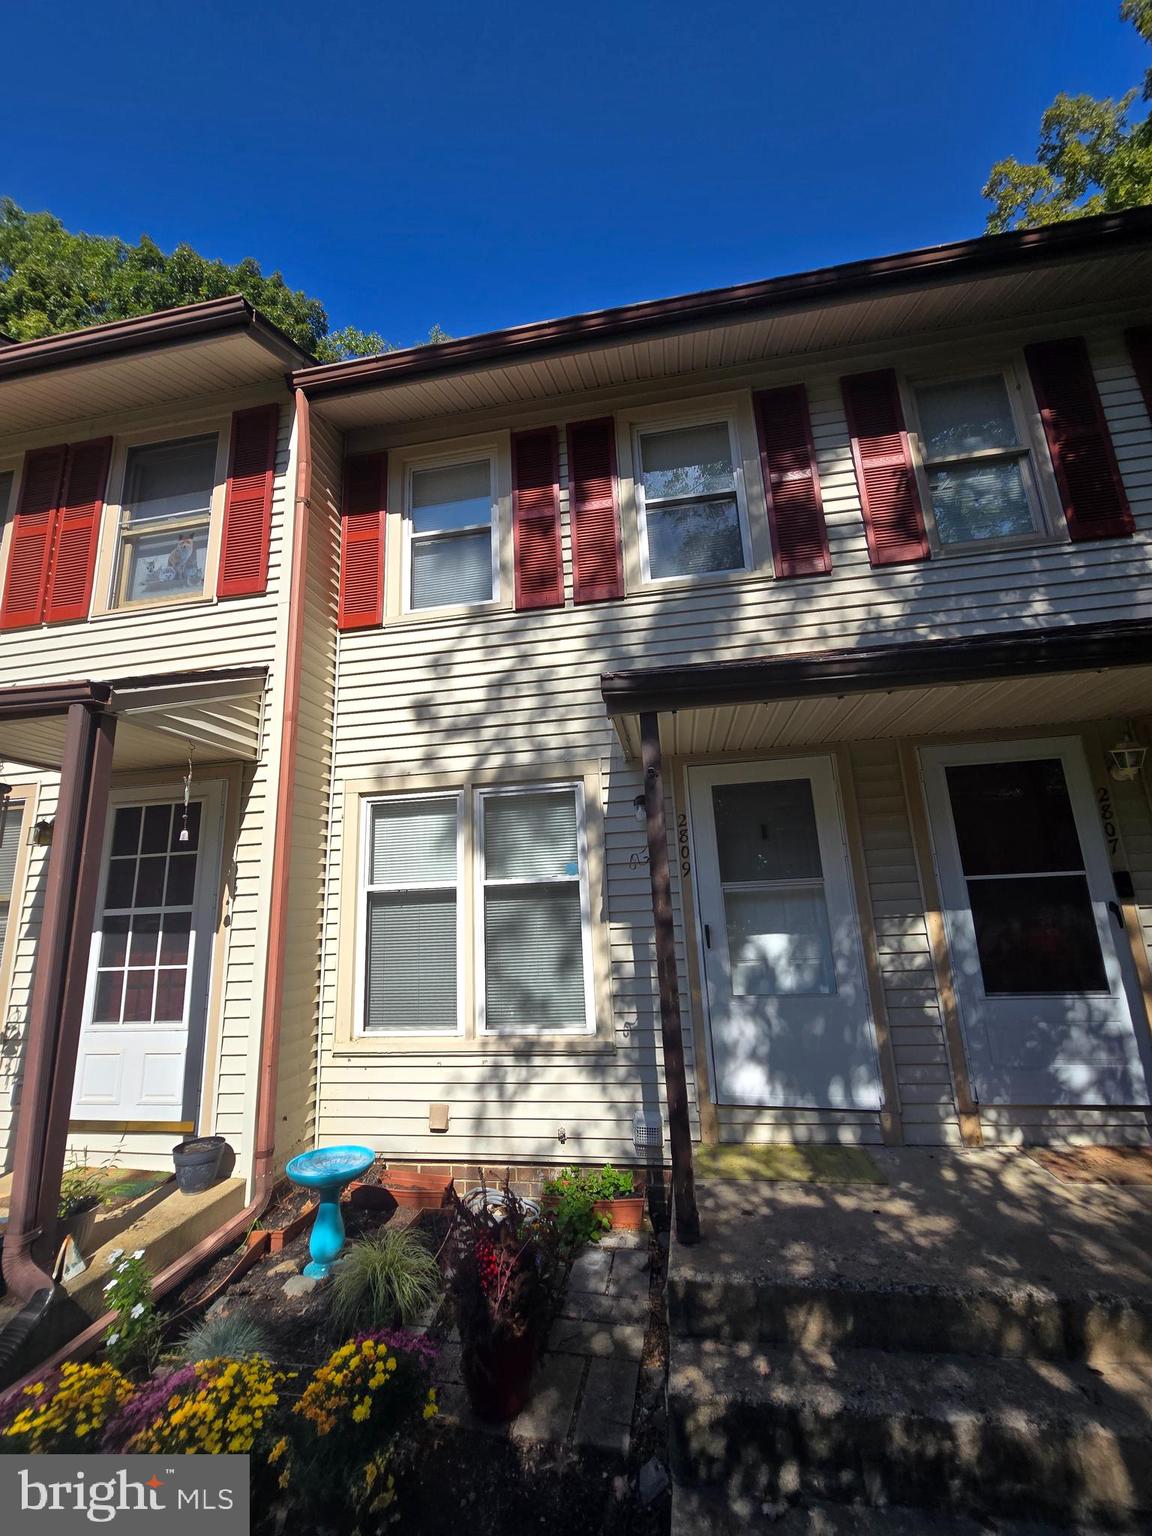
[1, 390, 314, 1390]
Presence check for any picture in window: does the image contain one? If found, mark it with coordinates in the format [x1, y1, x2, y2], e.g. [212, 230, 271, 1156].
[114, 435, 218, 605]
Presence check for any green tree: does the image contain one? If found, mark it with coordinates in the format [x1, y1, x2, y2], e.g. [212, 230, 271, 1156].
[0, 200, 447, 362]
[983, 2, 1152, 232]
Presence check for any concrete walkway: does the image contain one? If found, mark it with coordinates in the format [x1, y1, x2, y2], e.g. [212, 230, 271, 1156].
[686, 1147, 1152, 1298]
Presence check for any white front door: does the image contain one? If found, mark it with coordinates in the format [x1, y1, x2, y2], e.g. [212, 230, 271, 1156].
[688, 756, 882, 1109]
[920, 738, 1151, 1107]
[72, 785, 224, 1123]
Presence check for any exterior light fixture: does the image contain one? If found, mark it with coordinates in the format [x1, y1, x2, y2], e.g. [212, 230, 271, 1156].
[1107, 733, 1147, 783]
[633, 794, 647, 823]
[32, 818, 55, 848]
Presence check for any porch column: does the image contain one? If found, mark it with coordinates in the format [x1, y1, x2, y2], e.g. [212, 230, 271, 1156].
[640, 710, 701, 1246]
[2, 703, 116, 1296]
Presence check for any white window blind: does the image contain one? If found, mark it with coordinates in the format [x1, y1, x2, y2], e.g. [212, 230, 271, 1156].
[0, 799, 23, 957]
[364, 797, 458, 1033]
[409, 459, 494, 610]
[481, 788, 590, 1033]
[114, 434, 218, 606]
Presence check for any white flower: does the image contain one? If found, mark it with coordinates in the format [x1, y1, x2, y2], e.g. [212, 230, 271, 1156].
[107, 1249, 124, 1265]
[131, 1249, 145, 1260]
[103, 1280, 117, 1293]
[130, 1303, 145, 1320]
[106, 1331, 119, 1345]
[118, 1261, 130, 1273]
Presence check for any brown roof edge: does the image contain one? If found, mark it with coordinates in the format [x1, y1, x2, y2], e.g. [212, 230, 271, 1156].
[600, 618, 1152, 717]
[0, 296, 313, 383]
[292, 206, 1152, 399]
[0, 681, 113, 720]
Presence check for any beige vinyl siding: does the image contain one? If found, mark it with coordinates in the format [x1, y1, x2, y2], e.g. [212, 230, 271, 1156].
[313, 311, 1152, 1161]
[0, 389, 295, 1175]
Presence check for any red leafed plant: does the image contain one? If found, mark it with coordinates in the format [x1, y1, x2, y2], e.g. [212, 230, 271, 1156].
[445, 1181, 561, 1421]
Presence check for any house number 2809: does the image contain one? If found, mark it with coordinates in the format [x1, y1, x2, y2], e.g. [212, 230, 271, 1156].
[1097, 784, 1120, 857]
[677, 813, 691, 877]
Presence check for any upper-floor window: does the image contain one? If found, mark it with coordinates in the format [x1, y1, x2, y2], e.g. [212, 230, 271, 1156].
[909, 371, 1045, 548]
[113, 434, 218, 607]
[635, 420, 749, 581]
[407, 457, 496, 610]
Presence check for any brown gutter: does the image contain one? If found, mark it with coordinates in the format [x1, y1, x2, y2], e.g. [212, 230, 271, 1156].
[601, 618, 1152, 718]
[0, 296, 312, 383]
[292, 207, 1152, 399]
[0, 681, 112, 720]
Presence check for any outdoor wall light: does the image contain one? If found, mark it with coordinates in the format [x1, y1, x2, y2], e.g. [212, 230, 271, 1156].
[32, 818, 54, 847]
[1107, 734, 1147, 782]
[633, 794, 647, 823]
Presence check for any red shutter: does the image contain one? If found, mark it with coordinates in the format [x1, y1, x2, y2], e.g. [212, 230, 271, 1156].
[566, 417, 623, 603]
[0, 445, 68, 629]
[43, 437, 112, 623]
[339, 451, 388, 630]
[217, 403, 279, 598]
[1025, 337, 1133, 542]
[753, 384, 831, 578]
[512, 428, 563, 610]
[841, 369, 930, 566]
[1125, 326, 1152, 428]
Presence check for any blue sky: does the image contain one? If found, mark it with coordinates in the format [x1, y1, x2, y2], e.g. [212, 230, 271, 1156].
[1, 2, 1146, 346]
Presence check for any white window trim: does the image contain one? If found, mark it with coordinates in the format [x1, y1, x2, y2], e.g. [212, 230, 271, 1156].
[401, 448, 501, 615]
[473, 780, 597, 1037]
[355, 790, 466, 1038]
[94, 420, 231, 616]
[633, 414, 752, 586]
[902, 360, 1055, 556]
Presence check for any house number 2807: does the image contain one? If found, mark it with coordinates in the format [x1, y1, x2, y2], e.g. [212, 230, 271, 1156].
[1097, 784, 1120, 857]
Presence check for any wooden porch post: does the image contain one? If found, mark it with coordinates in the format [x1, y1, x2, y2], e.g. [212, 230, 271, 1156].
[2, 703, 116, 1292]
[640, 710, 701, 1246]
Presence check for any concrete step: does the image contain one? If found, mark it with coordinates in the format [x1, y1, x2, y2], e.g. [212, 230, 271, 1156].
[668, 1338, 1152, 1528]
[671, 1483, 1131, 1535]
[668, 1269, 1152, 1365]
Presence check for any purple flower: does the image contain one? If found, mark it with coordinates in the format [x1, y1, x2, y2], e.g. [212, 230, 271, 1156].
[353, 1328, 439, 1364]
[102, 1365, 199, 1453]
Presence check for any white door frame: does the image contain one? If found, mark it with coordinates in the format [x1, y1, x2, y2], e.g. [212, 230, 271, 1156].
[72, 779, 226, 1123]
[686, 754, 883, 1109]
[919, 735, 1151, 1107]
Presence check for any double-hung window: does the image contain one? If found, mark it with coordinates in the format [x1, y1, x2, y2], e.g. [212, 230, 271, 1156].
[408, 458, 496, 610]
[635, 420, 747, 581]
[478, 785, 593, 1034]
[910, 372, 1045, 548]
[113, 434, 219, 606]
[361, 795, 462, 1034]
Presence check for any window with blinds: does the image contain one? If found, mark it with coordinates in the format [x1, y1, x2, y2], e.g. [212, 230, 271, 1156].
[363, 796, 461, 1033]
[0, 798, 24, 959]
[407, 458, 495, 610]
[478, 786, 592, 1034]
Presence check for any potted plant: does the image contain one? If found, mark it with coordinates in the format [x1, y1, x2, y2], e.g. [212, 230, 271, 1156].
[543, 1164, 646, 1247]
[445, 1182, 559, 1423]
[56, 1167, 104, 1254]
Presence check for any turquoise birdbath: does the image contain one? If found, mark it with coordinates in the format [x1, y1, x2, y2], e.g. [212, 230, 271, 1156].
[285, 1145, 375, 1278]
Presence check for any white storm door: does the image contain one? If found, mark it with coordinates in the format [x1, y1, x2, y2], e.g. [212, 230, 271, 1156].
[72, 786, 223, 1123]
[689, 756, 882, 1109]
[920, 738, 1150, 1107]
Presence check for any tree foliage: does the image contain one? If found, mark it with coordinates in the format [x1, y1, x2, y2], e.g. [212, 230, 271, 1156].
[983, 2, 1152, 232]
[0, 199, 447, 362]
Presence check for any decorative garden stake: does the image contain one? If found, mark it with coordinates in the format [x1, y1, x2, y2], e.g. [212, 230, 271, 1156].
[285, 1146, 375, 1278]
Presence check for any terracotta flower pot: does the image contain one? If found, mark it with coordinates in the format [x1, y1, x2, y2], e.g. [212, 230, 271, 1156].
[461, 1326, 539, 1423]
[377, 1168, 454, 1209]
[593, 1192, 647, 1231]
